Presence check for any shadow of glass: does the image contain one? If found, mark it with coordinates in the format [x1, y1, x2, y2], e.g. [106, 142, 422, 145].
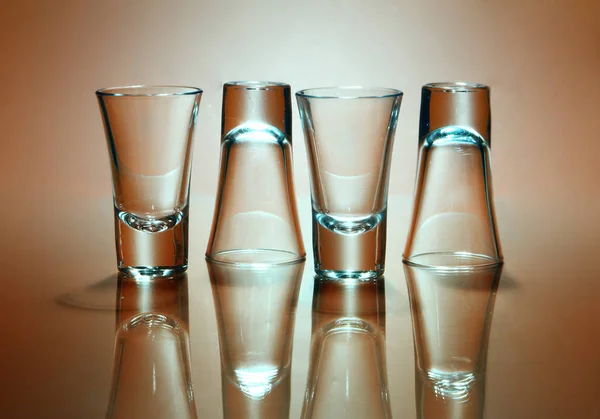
[55, 274, 119, 311]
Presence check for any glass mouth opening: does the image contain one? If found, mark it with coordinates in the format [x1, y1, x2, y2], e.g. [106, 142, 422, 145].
[96, 85, 202, 97]
[423, 82, 488, 93]
[225, 81, 289, 91]
[206, 249, 306, 267]
[402, 252, 502, 271]
[296, 86, 403, 99]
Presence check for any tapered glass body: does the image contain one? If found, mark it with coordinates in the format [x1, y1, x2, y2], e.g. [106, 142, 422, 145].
[296, 87, 402, 279]
[206, 81, 305, 265]
[403, 83, 502, 269]
[107, 274, 197, 419]
[96, 86, 202, 276]
[302, 276, 391, 418]
[208, 260, 304, 418]
[405, 264, 501, 419]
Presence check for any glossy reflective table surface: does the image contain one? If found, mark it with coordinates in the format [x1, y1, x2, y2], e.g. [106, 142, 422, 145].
[2, 194, 599, 418]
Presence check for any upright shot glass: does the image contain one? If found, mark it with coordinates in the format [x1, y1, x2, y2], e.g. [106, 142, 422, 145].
[296, 87, 402, 279]
[96, 85, 202, 276]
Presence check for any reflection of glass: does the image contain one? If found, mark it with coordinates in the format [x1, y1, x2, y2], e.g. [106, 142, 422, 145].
[403, 82, 502, 269]
[107, 274, 197, 419]
[296, 87, 403, 279]
[302, 277, 391, 419]
[206, 81, 305, 265]
[208, 260, 305, 418]
[96, 86, 202, 276]
[404, 264, 502, 418]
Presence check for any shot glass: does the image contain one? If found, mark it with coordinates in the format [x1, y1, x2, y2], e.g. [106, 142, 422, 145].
[296, 87, 402, 279]
[206, 81, 305, 265]
[403, 82, 502, 269]
[96, 85, 202, 276]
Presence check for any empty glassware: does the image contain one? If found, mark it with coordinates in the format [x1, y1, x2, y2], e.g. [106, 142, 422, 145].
[96, 86, 202, 276]
[206, 82, 305, 265]
[403, 82, 502, 269]
[296, 87, 402, 279]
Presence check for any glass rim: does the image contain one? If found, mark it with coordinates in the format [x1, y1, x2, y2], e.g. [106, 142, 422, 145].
[296, 86, 403, 99]
[96, 85, 203, 97]
[423, 82, 489, 93]
[224, 81, 290, 90]
[402, 252, 503, 271]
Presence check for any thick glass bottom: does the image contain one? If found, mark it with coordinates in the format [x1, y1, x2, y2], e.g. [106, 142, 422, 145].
[315, 268, 382, 280]
[118, 265, 187, 278]
[313, 210, 387, 278]
[115, 207, 188, 275]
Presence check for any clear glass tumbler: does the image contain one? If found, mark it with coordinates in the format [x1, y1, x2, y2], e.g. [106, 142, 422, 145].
[96, 85, 202, 276]
[403, 82, 502, 269]
[206, 81, 305, 265]
[296, 87, 402, 279]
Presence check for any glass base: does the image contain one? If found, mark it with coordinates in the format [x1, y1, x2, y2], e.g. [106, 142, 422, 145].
[313, 210, 386, 278]
[118, 265, 188, 278]
[114, 207, 188, 275]
[315, 268, 382, 280]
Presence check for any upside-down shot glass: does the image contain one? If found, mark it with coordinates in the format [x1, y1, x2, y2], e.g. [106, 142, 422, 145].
[403, 82, 502, 269]
[296, 87, 402, 279]
[96, 85, 202, 276]
[206, 81, 305, 265]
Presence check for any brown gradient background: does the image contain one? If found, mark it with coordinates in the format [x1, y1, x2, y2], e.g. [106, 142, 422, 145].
[1, 0, 599, 202]
[1, 0, 599, 418]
